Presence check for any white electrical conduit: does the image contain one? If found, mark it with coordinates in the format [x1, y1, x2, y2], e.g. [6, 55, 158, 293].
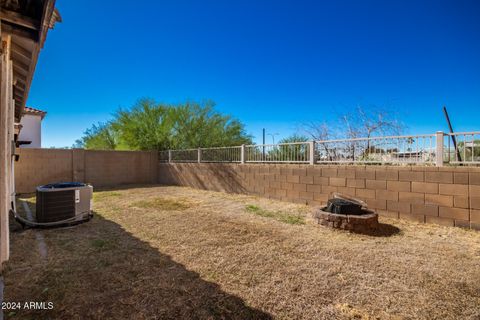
[11, 207, 90, 227]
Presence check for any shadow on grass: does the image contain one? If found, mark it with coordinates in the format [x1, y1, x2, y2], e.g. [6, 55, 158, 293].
[5, 206, 272, 319]
[351, 223, 401, 237]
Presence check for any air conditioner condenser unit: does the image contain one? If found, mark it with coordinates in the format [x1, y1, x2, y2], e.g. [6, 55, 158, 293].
[36, 182, 93, 224]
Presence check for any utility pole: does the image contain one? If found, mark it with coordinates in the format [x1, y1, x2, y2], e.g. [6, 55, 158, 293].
[267, 133, 279, 144]
[262, 128, 266, 160]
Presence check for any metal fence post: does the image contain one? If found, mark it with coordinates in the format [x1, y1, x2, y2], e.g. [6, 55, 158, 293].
[168, 150, 172, 163]
[198, 148, 202, 163]
[435, 131, 444, 167]
[240, 144, 245, 164]
[309, 141, 315, 165]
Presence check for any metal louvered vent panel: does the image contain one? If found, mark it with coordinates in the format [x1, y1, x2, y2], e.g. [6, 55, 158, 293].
[36, 190, 76, 223]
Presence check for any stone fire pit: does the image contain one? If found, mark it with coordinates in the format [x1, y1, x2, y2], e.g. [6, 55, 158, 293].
[312, 197, 379, 233]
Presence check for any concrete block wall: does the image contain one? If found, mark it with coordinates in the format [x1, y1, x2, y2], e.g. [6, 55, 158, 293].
[15, 148, 158, 193]
[13, 150, 480, 229]
[84, 150, 157, 187]
[158, 163, 480, 230]
[15, 148, 73, 193]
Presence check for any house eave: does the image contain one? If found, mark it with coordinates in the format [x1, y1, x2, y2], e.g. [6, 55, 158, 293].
[1, 0, 60, 122]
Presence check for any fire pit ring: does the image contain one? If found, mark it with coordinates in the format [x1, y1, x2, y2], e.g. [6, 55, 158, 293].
[312, 194, 379, 233]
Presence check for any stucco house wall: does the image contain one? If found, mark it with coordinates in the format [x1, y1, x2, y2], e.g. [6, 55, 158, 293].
[18, 113, 43, 148]
[18, 107, 46, 148]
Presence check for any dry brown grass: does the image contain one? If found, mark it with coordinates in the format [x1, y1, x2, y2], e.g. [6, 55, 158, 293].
[245, 204, 306, 225]
[4, 185, 480, 319]
[131, 197, 192, 211]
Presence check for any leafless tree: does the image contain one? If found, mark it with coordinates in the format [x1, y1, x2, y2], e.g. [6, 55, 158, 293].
[300, 121, 331, 140]
[298, 121, 338, 161]
[340, 106, 404, 159]
[300, 105, 404, 161]
[338, 113, 361, 160]
[355, 106, 403, 138]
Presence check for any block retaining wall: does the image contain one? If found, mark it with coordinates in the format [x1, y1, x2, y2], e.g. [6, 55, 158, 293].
[13, 150, 480, 230]
[15, 148, 158, 193]
[158, 163, 480, 230]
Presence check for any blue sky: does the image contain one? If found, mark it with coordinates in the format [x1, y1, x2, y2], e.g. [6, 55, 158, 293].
[27, 0, 480, 147]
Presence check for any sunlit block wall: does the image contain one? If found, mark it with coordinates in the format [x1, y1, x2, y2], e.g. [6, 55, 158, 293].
[15, 149, 158, 193]
[158, 163, 480, 230]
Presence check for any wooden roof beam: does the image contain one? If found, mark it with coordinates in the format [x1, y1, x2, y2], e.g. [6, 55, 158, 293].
[13, 62, 29, 76]
[14, 81, 26, 90]
[0, 21, 38, 41]
[0, 8, 41, 30]
[11, 40, 32, 61]
[13, 70, 27, 83]
[14, 94, 23, 103]
[13, 85, 25, 95]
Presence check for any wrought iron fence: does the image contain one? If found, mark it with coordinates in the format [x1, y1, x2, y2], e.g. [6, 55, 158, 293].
[444, 131, 480, 164]
[314, 134, 436, 164]
[245, 142, 311, 163]
[158, 150, 169, 162]
[200, 146, 242, 163]
[158, 131, 480, 166]
[170, 149, 198, 162]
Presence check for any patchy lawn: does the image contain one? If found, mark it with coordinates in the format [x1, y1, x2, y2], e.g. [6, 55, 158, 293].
[245, 204, 305, 225]
[4, 185, 480, 319]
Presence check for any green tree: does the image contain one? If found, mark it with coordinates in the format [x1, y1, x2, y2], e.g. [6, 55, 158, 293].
[169, 101, 251, 149]
[75, 122, 119, 150]
[278, 134, 309, 144]
[78, 99, 252, 150]
[112, 99, 175, 150]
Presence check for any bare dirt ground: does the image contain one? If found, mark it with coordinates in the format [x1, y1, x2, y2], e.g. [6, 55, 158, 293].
[4, 185, 480, 319]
